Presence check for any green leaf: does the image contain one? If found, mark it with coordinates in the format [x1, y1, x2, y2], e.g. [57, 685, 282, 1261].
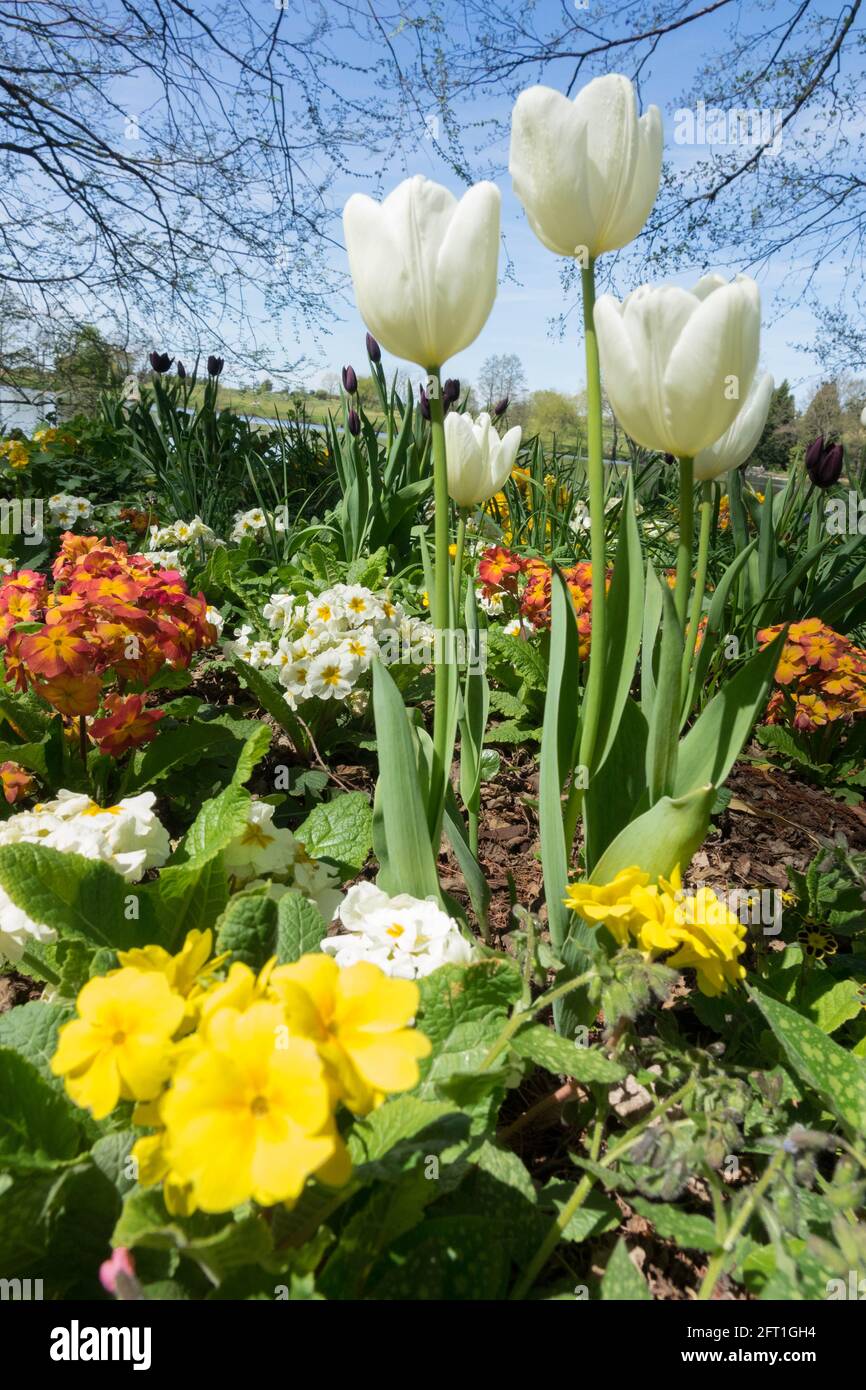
[123, 719, 244, 793]
[171, 783, 251, 865]
[215, 891, 279, 969]
[646, 575, 683, 803]
[275, 891, 328, 962]
[0, 1001, 74, 1090]
[750, 984, 866, 1137]
[416, 959, 522, 1124]
[348, 1096, 462, 1170]
[539, 1182, 620, 1244]
[601, 1236, 652, 1300]
[0, 843, 130, 949]
[594, 471, 645, 772]
[295, 791, 372, 876]
[540, 566, 582, 956]
[231, 656, 309, 755]
[0, 1048, 83, 1164]
[588, 785, 715, 885]
[674, 631, 785, 796]
[510, 1024, 626, 1083]
[371, 659, 440, 900]
[628, 1197, 717, 1252]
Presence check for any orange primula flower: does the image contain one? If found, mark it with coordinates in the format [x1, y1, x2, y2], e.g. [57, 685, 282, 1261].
[0, 760, 34, 804]
[478, 546, 524, 595]
[19, 625, 94, 679]
[35, 672, 103, 716]
[760, 618, 866, 734]
[90, 694, 165, 756]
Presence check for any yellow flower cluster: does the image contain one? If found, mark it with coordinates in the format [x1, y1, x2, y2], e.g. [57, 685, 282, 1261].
[564, 864, 747, 997]
[51, 931, 430, 1213]
[0, 438, 30, 470]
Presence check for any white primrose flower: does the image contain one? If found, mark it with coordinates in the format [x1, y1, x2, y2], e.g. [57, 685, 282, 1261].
[142, 550, 183, 572]
[204, 606, 224, 635]
[0, 885, 57, 964]
[223, 801, 298, 884]
[246, 639, 275, 669]
[263, 593, 303, 631]
[476, 587, 504, 616]
[322, 881, 475, 979]
[337, 626, 378, 672]
[0, 791, 170, 888]
[306, 648, 358, 701]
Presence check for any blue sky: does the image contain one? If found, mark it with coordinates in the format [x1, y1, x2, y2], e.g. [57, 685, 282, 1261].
[151, 1, 859, 409]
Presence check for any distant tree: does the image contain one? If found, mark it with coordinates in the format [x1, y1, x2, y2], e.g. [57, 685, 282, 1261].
[526, 390, 579, 443]
[53, 324, 132, 413]
[800, 381, 843, 447]
[477, 354, 528, 410]
[752, 380, 798, 473]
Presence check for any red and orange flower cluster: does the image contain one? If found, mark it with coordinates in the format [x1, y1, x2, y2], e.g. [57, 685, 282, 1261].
[759, 618, 866, 734]
[478, 546, 602, 657]
[0, 534, 218, 755]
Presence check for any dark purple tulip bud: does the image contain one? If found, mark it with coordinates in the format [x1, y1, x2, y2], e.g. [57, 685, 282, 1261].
[347, 408, 361, 436]
[664, 453, 676, 467]
[149, 351, 173, 374]
[804, 436, 825, 476]
[419, 386, 431, 421]
[176, 360, 187, 380]
[442, 378, 460, 407]
[207, 355, 224, 377]
[342, 365, 358, 395]
[493, 396, 509, 418]
[365, 333, 381, 364]
[808, 440, 844, 488]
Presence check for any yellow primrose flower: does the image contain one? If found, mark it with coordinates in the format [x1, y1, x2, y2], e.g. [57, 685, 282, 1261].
[160, 1002, 350, 1212]
[51, 969, 184, 1118]
[628, 867, 683, 954]
[269, 954, 431, 1115]
[564, 865, 649, 946]
[118, 929, 227, 998]
[665, 887, 747, 997]
[197, 958, 275, 1027]
[130, 1102, 196, 1216]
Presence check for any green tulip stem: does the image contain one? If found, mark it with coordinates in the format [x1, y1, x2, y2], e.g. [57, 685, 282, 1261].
[675, 455, 695, 629]
[577, 261, 607, 775]
[682, 480, 713, 687]
[428, 370, 452, 843]
[453, 509, 468, 619]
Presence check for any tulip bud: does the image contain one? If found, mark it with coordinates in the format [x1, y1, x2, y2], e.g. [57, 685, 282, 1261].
[207, 355, 224, 377]
[804, 436, 825, 474]
[342, 365, 358, 394]
[664, 453, 676, 467]
[365, 332, 381, 364]
[419, 386, 431, 421]
[149, 351, 173, 374]
[807, 439, 844, 488]
[176, 360, 187, 380]
[493, 396, 509, 418]
[347, 408, 361, 436]
[443, 378, 460, 407]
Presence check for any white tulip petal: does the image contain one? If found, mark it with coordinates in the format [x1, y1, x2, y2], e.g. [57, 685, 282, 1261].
[694, 372, 774, 481]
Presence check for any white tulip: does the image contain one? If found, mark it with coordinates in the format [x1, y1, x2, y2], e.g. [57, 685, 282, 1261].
[860, 405, 866, 428]
[343, 175, 501, 369]
[444, 411, 522, 508]
[694, 373, 774, 481]
[509, 75, 663, 261]
[593, 274, 761, 458]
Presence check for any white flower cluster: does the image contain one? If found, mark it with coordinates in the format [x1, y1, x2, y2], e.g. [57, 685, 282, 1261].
[147, 516, 217, 550]
[222, 800, 342, 922]
[48, 494, 92, 527]
[230, 506, 288, 542]
[0, 792, 171, 963]
[223, 583, 434, 708]
[322, 881, 475, 979]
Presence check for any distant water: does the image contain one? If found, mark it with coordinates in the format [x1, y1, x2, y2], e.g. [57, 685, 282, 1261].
[0, 386, 56, 435]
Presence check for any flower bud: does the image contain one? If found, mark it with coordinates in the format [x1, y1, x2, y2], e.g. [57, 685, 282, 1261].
[493, 396, 509, 418]
[347, 408, 361, 436]
[804, 436, 825, 474]
[443, 377, 460, 407]
[808, 440, 844, 488]
[365, 333, 381, 364]
[149, 351, 173, 374]
[176, 360, 187, 380]
[342, 365, 358, 394]
[419, 386, 431, 421]
[207, 355, 224, 377]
